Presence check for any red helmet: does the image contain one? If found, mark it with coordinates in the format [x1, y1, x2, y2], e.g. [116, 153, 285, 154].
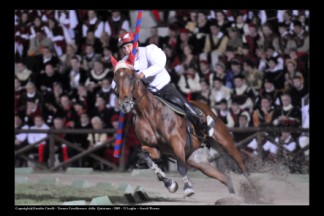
[118, 32, 135, 47]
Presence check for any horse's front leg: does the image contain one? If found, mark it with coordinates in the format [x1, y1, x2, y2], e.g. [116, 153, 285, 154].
[177, 159, 195, 197]
[169, 135, 195, 197]
[141, 147, 178, 193]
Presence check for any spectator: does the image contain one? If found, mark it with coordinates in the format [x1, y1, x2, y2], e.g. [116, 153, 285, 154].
[100, 46, 114, 70]
[85, 60, 112, 93]
[264, 57, 285, 90]
[273, 22, 297, 55]
[180, 44, 198, 71]
[55, 10, 78, 41]
[198, 80, 211, 104]
[59, 43, 80, 73]
[226, 27, 243, 53]
[81, 44, 101, 71]
[244, 23, 260, 55]
[225, 59, 243, 89]
[284, 60, 303, 91]
[80, 30, 102, 54]
[68, 56, 88, 93]
[289, 74, 308, 109]
[82, 10, 104, 39]
[15, 61, 34, 87]
[28, 29, 54, 65]
[215, 98, 234, 127]
[90, 96, 114, 128]
[228, 99, 249, 127]
[104, 10, 130, 40]
[15, 79, 26, 114]
[87, 116, 109, 170]
[252, 96, 274, 127]
[44, 18, 70, 57]
[19, 97, 43, 127]
[292, 20, 309, 54]
[257, 77, 282, 108]
[15, 115, 29, 167]
[145, 26, 164, 48]
[56, 95, 78, 128]
[209, 62, 226, 86]
[272, 93, 301, 127]
[51, 117, 71, 167]
[198, 60, 213, 85]
[20, 82, 43, 111]
[27, 116, 50, 165]
[73, 113, 92, 167]
[37, 63, 61, 93]
[231, 13, 249, 36]
[202, 20, 228, 71]
[96, 78, 116, 109]
[178, 67, 201, 100]
[42, 82, 64, 126]
[243, 58, 263, 92]
[209, 77, 232, 109]
[231, 74, 255, 112]
[15, 12, 31, 60]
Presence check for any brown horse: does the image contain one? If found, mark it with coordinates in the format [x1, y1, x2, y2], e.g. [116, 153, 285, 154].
[111, 56, 249, 197]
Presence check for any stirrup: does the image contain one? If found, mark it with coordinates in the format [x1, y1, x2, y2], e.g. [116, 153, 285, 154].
[207, 116, 215, 137]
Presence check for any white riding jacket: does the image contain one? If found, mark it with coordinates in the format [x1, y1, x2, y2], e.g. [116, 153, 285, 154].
[112, 44, 170, 92]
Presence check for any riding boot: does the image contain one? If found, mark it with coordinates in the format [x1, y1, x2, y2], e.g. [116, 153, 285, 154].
[183, 101, 210, 134]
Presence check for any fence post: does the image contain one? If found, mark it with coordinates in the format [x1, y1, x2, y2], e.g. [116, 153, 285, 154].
[49, 133, 55, 168]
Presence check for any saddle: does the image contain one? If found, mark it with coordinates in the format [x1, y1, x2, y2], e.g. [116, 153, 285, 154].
[154, 95, 208, 143]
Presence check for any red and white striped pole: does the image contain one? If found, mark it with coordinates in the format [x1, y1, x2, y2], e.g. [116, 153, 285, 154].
[114, 10, 143, 158]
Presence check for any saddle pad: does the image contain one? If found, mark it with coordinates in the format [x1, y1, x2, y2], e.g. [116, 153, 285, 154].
[154, 95, 186, 116]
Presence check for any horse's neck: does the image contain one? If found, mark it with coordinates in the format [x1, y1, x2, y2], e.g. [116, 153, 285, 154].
[133, 79, 152, 117]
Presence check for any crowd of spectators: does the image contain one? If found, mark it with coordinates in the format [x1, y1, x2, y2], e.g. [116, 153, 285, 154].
[14, 10, 309, 173]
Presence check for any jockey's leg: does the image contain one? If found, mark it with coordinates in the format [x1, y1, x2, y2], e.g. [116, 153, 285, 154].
[177, 159, 195, 197]
[140, 150, 178, 193]
[156, 83, 212, 135]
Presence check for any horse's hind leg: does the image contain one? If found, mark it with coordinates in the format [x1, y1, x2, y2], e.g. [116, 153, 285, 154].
[187, 150, 235, 194]
[213, 121, 250, 177]
[140, 150, 178, 193]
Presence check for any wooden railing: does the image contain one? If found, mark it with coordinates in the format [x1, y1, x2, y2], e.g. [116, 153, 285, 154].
[15, 127, 309, 171]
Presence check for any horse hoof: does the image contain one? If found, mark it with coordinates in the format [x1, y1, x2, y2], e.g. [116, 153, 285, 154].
[183, 183, 195, 197]
[167, 180, 178, 193]
[184, 187, 195, 197]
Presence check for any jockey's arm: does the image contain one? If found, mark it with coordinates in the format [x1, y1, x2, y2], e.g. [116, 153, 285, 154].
[141, 44, 166, 78]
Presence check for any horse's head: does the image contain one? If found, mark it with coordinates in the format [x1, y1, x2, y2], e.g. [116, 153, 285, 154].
[111, 53, 137, 113]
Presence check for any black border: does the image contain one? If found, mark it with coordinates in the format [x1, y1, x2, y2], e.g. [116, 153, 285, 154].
[6, 0, 318, 215]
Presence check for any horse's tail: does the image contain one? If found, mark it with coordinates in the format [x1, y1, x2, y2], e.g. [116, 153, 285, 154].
[189, 100, 250, 176]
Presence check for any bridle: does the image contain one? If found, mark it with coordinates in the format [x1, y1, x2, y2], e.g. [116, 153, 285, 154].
[114, 69, 147, 109]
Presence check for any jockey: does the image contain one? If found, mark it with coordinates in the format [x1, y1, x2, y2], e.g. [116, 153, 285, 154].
[112, 32, 213, 136]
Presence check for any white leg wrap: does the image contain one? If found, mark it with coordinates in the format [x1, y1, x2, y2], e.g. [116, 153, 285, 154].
[207, 115, 215, 136]
[151, 162, 166, 178]
[182, 175, 193, 187]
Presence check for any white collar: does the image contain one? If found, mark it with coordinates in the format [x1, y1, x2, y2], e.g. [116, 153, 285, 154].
[283, 104, 293, 111]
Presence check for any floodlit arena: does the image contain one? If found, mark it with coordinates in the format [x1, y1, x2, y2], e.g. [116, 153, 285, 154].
[15, 9, 309, 206]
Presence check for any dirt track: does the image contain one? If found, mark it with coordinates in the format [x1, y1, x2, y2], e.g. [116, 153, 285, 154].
[16, 170, 309, 205]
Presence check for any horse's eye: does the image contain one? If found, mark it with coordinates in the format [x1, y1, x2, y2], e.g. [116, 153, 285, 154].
[130, 75, 134, 81]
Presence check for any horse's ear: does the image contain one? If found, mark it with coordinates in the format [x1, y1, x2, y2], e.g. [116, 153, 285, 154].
[111, 56, 118, 69]
[126, 52, 135, 66]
